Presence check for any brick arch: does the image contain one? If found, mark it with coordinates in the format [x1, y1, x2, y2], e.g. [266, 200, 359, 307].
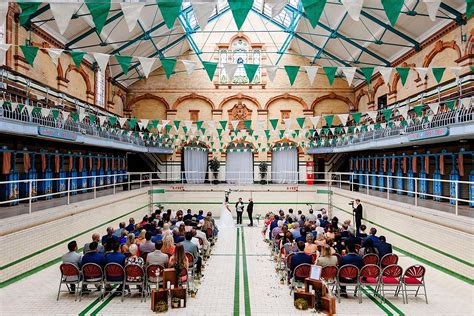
[311, 93, 354, 111]
[464, 31, 473, 56]
[355, 89, 370, 108]
[390, 62, 416, 94]
[218, 93, 261, 110]
[172, 93, 215, 110]
[422, 40, 461, 67]
[126, 93, 170, 111]
[65, 64, 92, 93]
[264, 93, 309, 110]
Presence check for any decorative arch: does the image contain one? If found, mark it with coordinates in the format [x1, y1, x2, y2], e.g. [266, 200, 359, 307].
[390, 62, 416, 94]
[126, 93, 170, 111]
[422, 40, 461, 67]
[355, 89, 370, 108]
[464, 30, 473, 56]
[271, 138, 304, 155]
[57, 60, 64, 79]
[218, 93, 261, 110]
[264, 93, 309, 110]
[172, 93, 215, 110]
[372, 78, 385, 97]
[228, 32, 253, 46]
[64, 65, 92, 93]
[311, 93, 354, 111]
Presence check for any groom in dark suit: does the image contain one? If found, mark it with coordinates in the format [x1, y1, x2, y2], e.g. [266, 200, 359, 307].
[247, 198, 254, 226]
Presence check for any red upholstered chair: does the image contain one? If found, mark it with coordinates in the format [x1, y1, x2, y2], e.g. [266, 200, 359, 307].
[291, 263, 311, 295]
[80, 263, 104, 301]
[104, 263, 125, 301]
[124, 264, 146, 302]
[379, 264, 405, 304]
[336, 264, 359, 303]
[57, 263, 81, 301]
[380, 253, 398, 268]
[400, 265, 428, 304]
[310, 253, 318, 264]
[332, 253, 342, 266]
[363, 253, 379, 266]
[321, 266, 338, 294]
[185, 252, 196, 277]
[285, 253, 295, 283]
[146, 264, 165, 294]
[357, 264, 381, 303]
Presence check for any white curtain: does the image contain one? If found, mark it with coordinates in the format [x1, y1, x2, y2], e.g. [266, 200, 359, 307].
[271, 148, 298, 184]
[184, 148, 208, 184]
[226, 151, 253, 184]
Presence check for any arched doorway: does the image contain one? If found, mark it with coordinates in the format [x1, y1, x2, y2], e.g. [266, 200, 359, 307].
[182, 141, 209, 184]
[225, 141, 254, 184]
[271, 139, 298, 184]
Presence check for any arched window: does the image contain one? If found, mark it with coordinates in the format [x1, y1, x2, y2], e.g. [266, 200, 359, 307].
[95, 70, 105, 107]
[219, 37, 261, 84]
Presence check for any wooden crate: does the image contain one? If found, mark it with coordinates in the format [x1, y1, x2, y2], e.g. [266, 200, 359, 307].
[304, 278, 327, 297]
[170, 287, 187, 309]
[163, 268, 178, 289]
[150, 289, 168, 312]
[294, 290, 315, 309]
[321, 296, 336, 315]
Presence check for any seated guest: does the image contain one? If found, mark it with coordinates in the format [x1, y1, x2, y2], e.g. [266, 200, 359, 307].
[304, 234, 318, 254]
[120, 233, 135, 255]
[183, 231, 202, 275]
[295, 227, 307, 243]
[119, 230, 128, 245]
[306, 209, 317, 222]
[125, 218, 135, 232]
[290, 241, 312, 275]
[84, 233, 104, 254]
[333, 235, 345, 254]
[162, 223, 171, 236]
[376, 236, 393, 259]
[196, 210, 205, 221]
[269, 215, 279, 232]
[271, 221, 283, 241]
[61, 241, 82, 294]
[183, 209, 193, 222]
[173, 228, 185, 244]
[315, 233, 326, 247]
[139, 231, 155, 253]
[290, 222, 301, 239]
[81, 242, 105, 267]
[364, 227, 380, 246]
[151, 228, 163, 243]
[281, 232, 297, 254]
[315, 222, 325, 236]
[162, 234, 175, 256]
[195, 225, 210, 256]
[125, 244, 144, 285]
[288, 208, 297, 222]
[319, 215, 329, 228]
[357, 224, 368, 239]
[139, 216, 149, 227]
[101, 227, 119, 249]
[105, 241, 126, 267]
[340, 223, 351, 240]
[297, 215, 306, 227]
[114, 222, 126, 237]
[135, 230, 146, 246]
[190, 229, 203, 251]
[316, 244, 338, 267]
[325, 225, 336, 240]
[359, 238, 379, 256]
[147, 241, 169, 267]
[169, 244, 189, 284]
[297, 210, 303, 221]
[339, 243, 363, 297]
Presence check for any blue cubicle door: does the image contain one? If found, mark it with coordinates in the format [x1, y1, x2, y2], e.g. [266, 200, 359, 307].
[38, 169, 53, 200]
[20, 169, 37, 202]
[0, 172, 19, 206]
[53, 171, 66, 197]
[419, 158, 427, 199]
[69, 169, 77, 195]
[396, 159, 403, 195]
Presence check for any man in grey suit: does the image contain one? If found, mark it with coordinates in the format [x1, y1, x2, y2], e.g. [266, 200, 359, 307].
[183, 231, 202, 275]
[62, 241, 82, 294]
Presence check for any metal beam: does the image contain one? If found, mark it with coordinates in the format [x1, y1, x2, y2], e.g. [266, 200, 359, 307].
[439, 3, 466, 25]
[275, 7, 303, 65]
[312, 12, 347, 64]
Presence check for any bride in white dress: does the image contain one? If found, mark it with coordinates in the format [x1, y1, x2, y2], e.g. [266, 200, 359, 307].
[218, 190, 236, 229]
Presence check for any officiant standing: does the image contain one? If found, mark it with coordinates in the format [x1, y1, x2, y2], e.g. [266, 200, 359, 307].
[235, 197, 244, 225]
[247, 198, 254, 226]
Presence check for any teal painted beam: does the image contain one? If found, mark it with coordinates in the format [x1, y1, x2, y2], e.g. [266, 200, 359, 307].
[439, 3, 466, 25]
[275, 9, 303, 65]
[312, 12, 347, 64]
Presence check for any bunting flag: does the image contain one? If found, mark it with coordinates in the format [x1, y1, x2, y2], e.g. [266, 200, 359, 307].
[190, 0, 217, 30]
[243, 63, 259, 82]
[157, 0, 183, 29]
[228, 0, 253, 29]
[378, 66, 393, 84]
[93, 53, 110, 74]
[381, 0, 404, 26]
[219, 120, 227, 130]
[120, 2, 145, 32]
[160, 58, 176, 79]
[341, 0, 364, 21]
[412, 104, 424, 117]
[360, 67, 375, 84]
[47, 48, 62, 67]
[324, 115, 334, 127]
[351, 112, 362, 124]
[338, 114, 349, 126]
[61, 111, 70, 123]
[396, 67, 410, 86]
[139, 57, 156, 78]
[428, 102, 439, 115]
[0, 44, 11, 66]
[18, 1, 42, 26]
[340, 67, 357, 86]
[266, 0, 288, 18]
[323, 66, 338, 85]
[182, 60, 197, 75]
[445, 100, 456, 110]
[20, 45, 39, 67]
[301, 0, 327, 28]
[115, 55, 133, 75]
[415, 67, 428, 80]
[366, 111, 378, 122]
[269, 119, 279, 130]
[223, 63, 239, 80]
[264, 65, 278, 82]
[468, 0, 474, 19]
[283, 118, 292, 129]
[381, 108, 393, 122]
[69, 51, 87, 68]
[85, 0, 111, 35]
[284, 65, 300, 85]
[423, 0, 441, 22]
[432, 67, 446, 83]
[296, 117, 306, 129]
[304, 66, 319, 85]
[397, 106, 409, 120]
[202, 61, 218, 81]
[231, 120, 239, 130]
[309, 116, 320, 128]
[50, 3, 79, 35]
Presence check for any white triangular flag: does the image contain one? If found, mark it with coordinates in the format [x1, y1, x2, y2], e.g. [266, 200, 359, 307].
[338, 113, 349, 126]
[141, 119, 149, 129]
[304, 66, 319, 85]
[415, 67, 428, 80]
[223, 63, 239, 80]
[207, 120, 216, 130]
[231, 120, 239, 130]
[393, 120, 401, 127]
[190, 0, 217, 30]
[450, 67, 463, 82]
[397, 106, 409, 120]
[118, 117, 128, 127]
[10, 103, 18, 112]
[266, 0, 288, 18]
[283, 118, 292, 129]
[264, 65, 278, 82]
[428, 102, 439, 114]
[380, 123, 387, 129]
[138, 57, 155, 78]
[24, 105, 34, 116]
[120, 2, 145, 32]
[377, 67, 393, 85]
[162, 120, 170, 127]
[427, 113, 435, 122]
[61, 111, 70, 122]
[461, 97, 472, 108]
[98, 115, 107, 126]
[47, 48, 62, 67]
[92, 53, 110, 74]
[79, 113, 87, 122]
[0, 2, 8, 29]
[181, 60, 197, 75]
[0, 44, 11, 66]
[366, 111, 378, 122]
[423, 0, 441, 22]
[184, 120, 192, 130]
[50, 3, 79, 35]
[340, 67, 357, 86]
[341, 0, 364, 21]
[309, 116, 320, 128]
[40, 108, 51, 118]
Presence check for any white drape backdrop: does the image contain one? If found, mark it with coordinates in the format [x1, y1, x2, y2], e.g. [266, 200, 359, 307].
[271, 148, 298, 184]
[226, 151, 253, 184]
[183, 148, 208, 184]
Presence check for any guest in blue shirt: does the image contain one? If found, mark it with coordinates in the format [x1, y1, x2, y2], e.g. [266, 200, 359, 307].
[151, 227, 163, 243]
[339, 243, 363, 297]
[125, 218, 135, 232]
[101, 227, 119, 248]
[290, 241, 313, 276]
[105, 241, 126, 266]
[364, 227, 381, 247]
[196, 210, 205, 221]
[269, 215, 280, 233]
[81, 242, 106, 267]
[376, 236, 393, 259]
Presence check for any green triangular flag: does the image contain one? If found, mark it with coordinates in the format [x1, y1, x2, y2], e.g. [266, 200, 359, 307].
[396, 67, 410, 86]
[115, 55, 133, 75]
[165, 125, 172, 134]
[217, 128, 223, 136]
[109, 116, 117, 126]
[284, 66, 300, 85]
[88, 115, 97, 124]
[20, 46, 39, 67]
[156, 0, 183, 29]
[219, 120, 227, 130]
[269, 119, 279, 130]
[301, 0, 327, 28]
[70, 112, 79, 122]
[152, 120, 159, 128]
[361, 67, 375, 84]
[161, 58, 177, 79]
[202, 61, 218, 81]
[323, 67, 338, 85]
[85, 0, 111, 35]
[244, 120, 252, 130]
[264, 130, 271, 140]
[228, 0, 253, 30]
[51, 109, 60, 120]
[468, 0, 474, 19]
[381, 0, 404, 26]
[296, 117, 306, 129]
[324, 115, 334, 127]
[196, 121, 204, 130]
[445, 100, 456, 110]
[382, 108, 393, 122]
[129, 118, 138, 128]
[18, 1, 42, 26]
[279, 130, 285, 139]
[412, 104, 423, 117]
[69, 51, 87, 68]
[432, 67, 446, 84]
[351, 112, 362, 124]
[173, 120, 181, 131]
[183, 126, 188, 134]
[243, 64, 259, 83]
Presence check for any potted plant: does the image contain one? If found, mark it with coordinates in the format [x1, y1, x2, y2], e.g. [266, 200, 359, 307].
[294, 298, 309, 310]
[258, 162, 268, 184]
[155, 300, 168, 313]
[209, 157, 220, 184]
[171, 297, 181, 308]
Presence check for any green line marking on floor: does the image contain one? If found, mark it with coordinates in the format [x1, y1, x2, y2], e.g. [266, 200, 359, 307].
[233, 228, 240, 316]
[90, 291, 118, 315]
[361, 288, 394, 316]
[241, 228, 251, 316]
[367, 286, 405, 316]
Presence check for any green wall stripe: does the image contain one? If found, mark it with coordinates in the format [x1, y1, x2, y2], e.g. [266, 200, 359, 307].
[241, 228, 251, 316]
[154, 202, 327, 205]
[233, 228, 240, 316]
